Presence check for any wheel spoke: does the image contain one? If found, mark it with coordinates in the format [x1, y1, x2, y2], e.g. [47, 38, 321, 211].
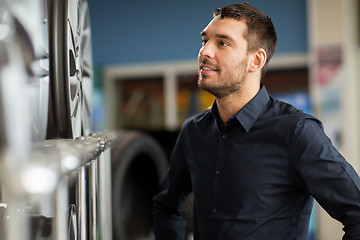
[82, 62, 92, 78]
[81, 27, 91, 39]
[71, 95, 80, 118]
[82, 91, 91, 115]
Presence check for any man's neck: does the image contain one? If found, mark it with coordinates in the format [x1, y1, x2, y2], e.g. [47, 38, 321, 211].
[216, 83, 260, 126]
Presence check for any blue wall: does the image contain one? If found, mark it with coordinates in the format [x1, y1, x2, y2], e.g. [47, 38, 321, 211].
[88, 0, 308, 67]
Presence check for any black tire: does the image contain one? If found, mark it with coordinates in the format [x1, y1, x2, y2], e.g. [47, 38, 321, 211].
[111, 131, 168, 240]
[46, 0, 72, 139]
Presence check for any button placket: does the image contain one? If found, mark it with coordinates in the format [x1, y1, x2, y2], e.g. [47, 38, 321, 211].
[211, 131, 228, 216]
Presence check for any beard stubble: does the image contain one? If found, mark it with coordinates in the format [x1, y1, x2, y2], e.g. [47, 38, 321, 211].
[198, 57, 248, 98]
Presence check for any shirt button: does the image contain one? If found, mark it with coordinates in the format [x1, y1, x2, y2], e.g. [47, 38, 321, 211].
[215, 170, 221, 175]
[222, 134, 227, 139]
[212, 208, 217, 213]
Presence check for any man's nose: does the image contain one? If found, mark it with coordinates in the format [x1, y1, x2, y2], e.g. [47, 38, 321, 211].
[199, 42, 215, 59]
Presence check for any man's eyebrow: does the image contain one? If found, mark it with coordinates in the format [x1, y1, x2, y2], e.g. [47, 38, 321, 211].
[200, 31, 235, 42]
[215, 34, 235, 42]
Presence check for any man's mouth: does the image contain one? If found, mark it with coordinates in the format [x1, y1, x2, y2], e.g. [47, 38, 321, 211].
[202, 66, 215, 71]
[200, 64, 218, 73]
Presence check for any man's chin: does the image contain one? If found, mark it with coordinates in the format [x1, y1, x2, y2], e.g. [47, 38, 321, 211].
[198, 83, 218, 97]
[197, 78, 208, 91]
[198, 75, 212, 86]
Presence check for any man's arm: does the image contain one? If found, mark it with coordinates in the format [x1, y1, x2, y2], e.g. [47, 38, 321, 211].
[292, 117, 360, 239]
[153, 126, 192, 240]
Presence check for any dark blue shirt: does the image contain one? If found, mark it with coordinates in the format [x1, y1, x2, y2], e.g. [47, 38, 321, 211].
[153, 85, 360, 240]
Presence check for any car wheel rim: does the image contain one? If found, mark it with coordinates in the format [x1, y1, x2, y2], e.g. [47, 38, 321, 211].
[67, 0, 93, 137]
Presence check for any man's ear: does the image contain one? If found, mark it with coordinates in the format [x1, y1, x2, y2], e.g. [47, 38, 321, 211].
[249, 48, 267, 73]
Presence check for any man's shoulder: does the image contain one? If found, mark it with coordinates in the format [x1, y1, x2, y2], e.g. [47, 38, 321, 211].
[270, 97, 314, 118]
[268, 97, 321, 129]
[183, 109, 211, 128]
[175, 109, 213, 142]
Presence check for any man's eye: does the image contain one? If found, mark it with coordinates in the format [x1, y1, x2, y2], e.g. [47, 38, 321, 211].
[219, 41, 229, 47]
[201, 40, 208, 46]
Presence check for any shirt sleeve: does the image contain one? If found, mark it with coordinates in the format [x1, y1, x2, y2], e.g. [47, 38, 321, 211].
[153, 123, 192, 240]
[292, 117, 360, 239]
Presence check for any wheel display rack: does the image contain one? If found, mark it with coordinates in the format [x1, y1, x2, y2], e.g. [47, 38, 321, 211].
[0, 0, 169, 238]
[0, 0, 111, 238]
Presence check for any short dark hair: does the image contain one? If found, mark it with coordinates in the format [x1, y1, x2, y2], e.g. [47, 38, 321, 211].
[213, 2, 277, 78]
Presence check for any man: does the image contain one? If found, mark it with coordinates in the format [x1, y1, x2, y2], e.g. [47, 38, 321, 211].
[153, 3, 360, 239]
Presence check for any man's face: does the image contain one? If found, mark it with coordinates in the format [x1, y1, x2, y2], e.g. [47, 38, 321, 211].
[198, 16, 250, 98]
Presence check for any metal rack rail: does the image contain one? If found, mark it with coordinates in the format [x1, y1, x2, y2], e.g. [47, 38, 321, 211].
[0, 133, 114, 240]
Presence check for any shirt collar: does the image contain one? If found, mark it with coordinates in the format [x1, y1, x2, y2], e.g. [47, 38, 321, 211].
[210, 84, 270, 132]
